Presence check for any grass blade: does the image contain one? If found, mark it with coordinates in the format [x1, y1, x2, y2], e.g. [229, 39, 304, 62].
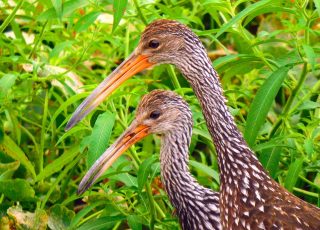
[284, 158, 304, 192]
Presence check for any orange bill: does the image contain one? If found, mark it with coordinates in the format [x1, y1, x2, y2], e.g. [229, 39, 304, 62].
[77, 123, 149, 195]
[65, 52, 154, 131]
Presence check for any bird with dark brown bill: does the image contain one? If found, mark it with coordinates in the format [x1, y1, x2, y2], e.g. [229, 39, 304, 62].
[78, 90, 221, 230]
[69, 19, 320, 229]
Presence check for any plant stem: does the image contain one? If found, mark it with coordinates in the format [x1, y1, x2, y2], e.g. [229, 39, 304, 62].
[293, 187, 319, 198]
[167, 65, 181, 90]
[0, 0, 24, 33]
[28, 20, 48, 59]
[39, 89, 49, 174]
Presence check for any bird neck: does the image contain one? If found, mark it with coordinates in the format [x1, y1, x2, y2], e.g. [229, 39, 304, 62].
[159, 129, 217, 216]
[177, 49, 271, 184]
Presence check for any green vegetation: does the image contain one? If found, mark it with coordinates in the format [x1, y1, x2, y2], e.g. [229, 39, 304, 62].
[0, 0, 319, 229]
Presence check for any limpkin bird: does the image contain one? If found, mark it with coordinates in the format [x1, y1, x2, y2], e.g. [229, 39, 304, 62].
[69, 20, 320, 228]
[78, 90, 221, 229]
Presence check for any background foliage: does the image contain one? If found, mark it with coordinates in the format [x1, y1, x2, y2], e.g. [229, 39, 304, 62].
[0, 0, 319, 229]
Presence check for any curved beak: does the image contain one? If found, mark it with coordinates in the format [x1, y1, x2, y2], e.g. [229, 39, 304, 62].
[77, 122, 150, 195]
[66, 52, 154, 131]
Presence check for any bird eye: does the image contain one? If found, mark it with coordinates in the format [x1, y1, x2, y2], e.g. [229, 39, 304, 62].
[149, 110, 161, 119]
[149, 40, 160, 49]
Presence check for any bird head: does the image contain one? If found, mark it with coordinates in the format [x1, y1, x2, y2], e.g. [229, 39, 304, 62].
[66, 19, 203, 130]
[77, 90, 192, 195]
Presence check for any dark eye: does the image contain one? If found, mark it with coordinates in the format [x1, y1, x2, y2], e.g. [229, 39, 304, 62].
[149, 40, 160, 49]
[149, 110, 161, 119]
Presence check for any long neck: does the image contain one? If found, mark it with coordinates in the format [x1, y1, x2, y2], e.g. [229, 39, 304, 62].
[160, 129, 220, 229]
[177, 44, 272, 191]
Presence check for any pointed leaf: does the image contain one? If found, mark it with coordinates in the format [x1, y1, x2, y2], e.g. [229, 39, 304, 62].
[112, 0, 128, 32]
[284, 158, 304, 192]
[0, 179, 35, 201]
[244, 66, 290, 146]
[137, 155, 157, 192]
[0, 135, 36, 178]
[86, 111, 116, 168]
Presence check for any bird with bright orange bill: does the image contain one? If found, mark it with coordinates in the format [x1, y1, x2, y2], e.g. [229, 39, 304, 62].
[69, 20, 320, 229]
[78, 90, 221, 230]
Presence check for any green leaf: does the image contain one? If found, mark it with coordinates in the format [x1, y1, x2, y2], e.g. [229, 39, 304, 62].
[35, 146, 79, 182]
[51, 0, 62, 20]
[0, 179, 35, 201]
[259, 147, 281, 179]
[77, 216, 126, 230]
[137, 155, 157, 192]
[297, 100, 320, 111]
[284, 158, 304, 192]
[189, 160, 220, 184]
[314, 0, 320, 16]
[86, 111, 116, 168]
[48, 204, 75, 230]
[112, 0, 128, 32]
[303, 44, 316, 73]
[70, 201, 105, 228]
[0, 73, 17, 102]
[244, 66, 290, 146]
[215, 0, 274, 38]
[50, 41, 74, 59]
[74, 11, 101, 33]
[0, 161, 20, 180]
[38, 0, 89, 21]
[0, 135, 36, 178]
[127, 215, 143, 230]
[110, 173, 138, 187]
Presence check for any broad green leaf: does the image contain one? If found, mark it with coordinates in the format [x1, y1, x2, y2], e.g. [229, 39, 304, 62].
[48, 204, 75, 230]
[35, 146, 79, 182]
[127, 215, 143, 230]
[74, 11, 101, 33]
[86, 111, 116, 168]
[110, 173, 138, 187]
[0, 73, 17, 102]
[244, 66, 290, 146]
[259, 147, 281, 179]
[0, 179, 35, 201]
[77, 216, 126, 230]
[137, 155, 157, 192]
[0, 135, 36, 178]
[112, 0, 128, 32]
[51, 0, 62, 20]
[284, 158, 304, 192]
[189, 160, 220, 184]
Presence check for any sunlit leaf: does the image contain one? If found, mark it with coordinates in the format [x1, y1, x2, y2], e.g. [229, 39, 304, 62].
[244, 66, 290, 146]
[112, 0, 128, 32]
[284, 158, 304, 192]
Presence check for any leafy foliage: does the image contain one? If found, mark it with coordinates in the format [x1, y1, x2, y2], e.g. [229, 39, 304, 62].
[0, 0, 319, 229]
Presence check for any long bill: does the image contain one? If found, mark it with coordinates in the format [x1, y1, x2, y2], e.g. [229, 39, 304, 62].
[77, 122, 150, 195]
[65, 52, 154, 131]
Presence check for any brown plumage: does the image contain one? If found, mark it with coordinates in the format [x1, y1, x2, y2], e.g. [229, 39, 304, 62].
[68, 19, 320, 229]
[78, 90, 221, 230]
